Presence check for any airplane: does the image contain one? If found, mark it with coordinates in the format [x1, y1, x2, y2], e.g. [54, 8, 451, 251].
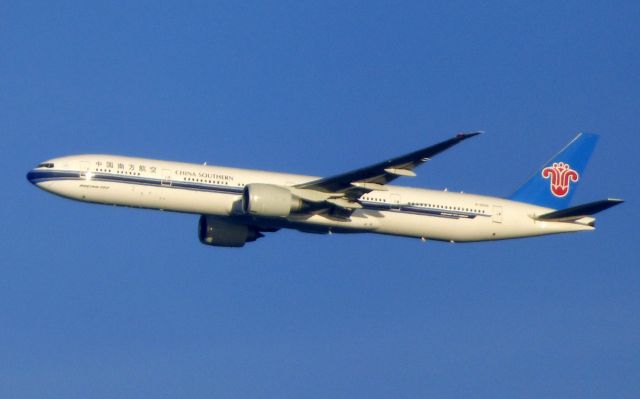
[27, 132, 623, 247]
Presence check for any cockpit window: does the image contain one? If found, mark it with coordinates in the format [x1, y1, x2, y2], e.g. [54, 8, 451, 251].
[37, 163, 54, 168]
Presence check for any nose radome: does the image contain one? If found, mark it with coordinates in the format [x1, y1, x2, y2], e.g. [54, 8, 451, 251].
[26, 170, 37, 185]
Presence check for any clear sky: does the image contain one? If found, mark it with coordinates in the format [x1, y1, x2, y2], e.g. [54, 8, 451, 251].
[2, 1, 639, 398]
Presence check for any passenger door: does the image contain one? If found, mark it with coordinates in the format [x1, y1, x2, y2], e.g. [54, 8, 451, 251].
[79, 161, 90, 178]
[161, 169, 172, 187]
[492, 205, 503, 223]
[390, 193, 401, 210]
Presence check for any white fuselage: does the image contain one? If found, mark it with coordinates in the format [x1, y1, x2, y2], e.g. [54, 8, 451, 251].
[27, 154, 594, 242]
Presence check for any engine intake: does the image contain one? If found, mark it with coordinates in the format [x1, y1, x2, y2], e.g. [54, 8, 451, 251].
[198, 215, 263, 247]
[242, 183, 302, 217]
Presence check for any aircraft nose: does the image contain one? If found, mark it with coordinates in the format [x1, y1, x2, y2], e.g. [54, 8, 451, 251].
[26, 169, 38, 185]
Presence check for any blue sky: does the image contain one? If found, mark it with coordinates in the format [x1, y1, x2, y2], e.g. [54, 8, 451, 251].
[2, 1, 639, 397]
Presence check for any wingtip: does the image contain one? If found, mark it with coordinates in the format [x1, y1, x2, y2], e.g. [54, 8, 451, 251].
[456, 131, 483, 139]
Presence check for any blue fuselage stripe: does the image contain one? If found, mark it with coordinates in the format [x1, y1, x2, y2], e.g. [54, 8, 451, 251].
[29, 170, 485, 219]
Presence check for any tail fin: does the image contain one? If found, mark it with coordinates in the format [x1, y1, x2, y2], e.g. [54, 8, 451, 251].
[509, 133, 599, 209]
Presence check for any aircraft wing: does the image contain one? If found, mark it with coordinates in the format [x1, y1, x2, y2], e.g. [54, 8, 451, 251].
[296, 132, 481, 200]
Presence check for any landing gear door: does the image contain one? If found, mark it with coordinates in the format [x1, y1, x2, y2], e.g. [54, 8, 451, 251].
[492, 205, 503, 223]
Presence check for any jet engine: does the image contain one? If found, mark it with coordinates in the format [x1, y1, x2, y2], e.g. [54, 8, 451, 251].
[242, 183, 303, 217]
[198, 215, 263, 247]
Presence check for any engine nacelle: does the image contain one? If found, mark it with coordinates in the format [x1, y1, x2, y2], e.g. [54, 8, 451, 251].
[198, 215, 263, 247]
[242, 183, 302, 217]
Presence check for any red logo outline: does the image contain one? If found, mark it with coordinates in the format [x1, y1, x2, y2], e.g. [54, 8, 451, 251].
[541, 162, 579, 198]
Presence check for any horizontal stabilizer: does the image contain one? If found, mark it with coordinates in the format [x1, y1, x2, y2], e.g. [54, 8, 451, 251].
[536, 198, 624, 221]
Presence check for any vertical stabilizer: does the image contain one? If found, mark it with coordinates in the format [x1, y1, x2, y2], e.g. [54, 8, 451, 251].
[509, 133, 599, 209]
